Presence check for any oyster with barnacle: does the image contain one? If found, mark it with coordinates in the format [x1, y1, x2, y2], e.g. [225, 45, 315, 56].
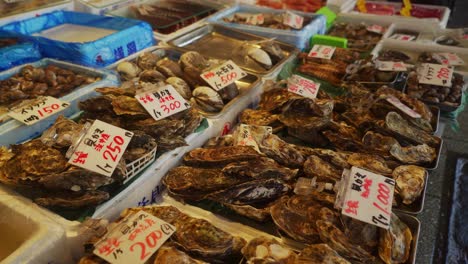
[390, 143, 436, 165]
[241, 237, 297, 264]
[393, 165, 425, 205]
[183, 146, 261, 167]
[298, 244, 350, 264]
[379, 213, 412, 264]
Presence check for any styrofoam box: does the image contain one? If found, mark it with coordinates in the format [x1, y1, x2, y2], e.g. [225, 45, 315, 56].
[0, 58, 119, 147]
[108, 0, 231, 43]
[343, 1, 450, 29]
[0, 0, 73, 26]
[327, 0, 356, 13]
[208, 5, 327, 50]
[74, 0, 145, 15]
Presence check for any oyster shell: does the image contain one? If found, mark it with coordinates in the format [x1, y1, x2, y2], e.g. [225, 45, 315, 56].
[40, 115, 84, 149]
[117, 61, 140, 80]
[222, 157, 298, 181]
[38, 166, 113, 192]
[258, 88, 299, 113]
[298, 148, 351, 169]
[362, 131, 398, 154]
[241, 237, 297, 264]
[323, 130, 364, 152]
[110, 95, 147, 116]
[166, 76, 192, 100]
[390, 143, 436, 165]
[154, 246, 207, 264]
[126, 118, 185, 139]
[35, 190, 109, 208]
[192, 86, 224, 112]
[158, 135, 187, 153]
[342, 216, 379, 253]
[136, 52, 160, 70]
[258, 134, 305, 168]
[224, 203, 273, 222]
[386, 112, 440, 147]
[303, 155, 342, 183]
[183, 146, 261, 167]
[393, 165, 425, 205]
[240, 109, 281, 129]
[298, 244, 350, 264]
[347, 153, 393, 175]
[378, 213, 412, 264]
[123, 130, 157, 163]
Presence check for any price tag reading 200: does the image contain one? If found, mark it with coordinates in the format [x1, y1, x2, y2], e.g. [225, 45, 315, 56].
[136, 85, 190, 121]
[201, 60, 247, 91]
[68, 120, 133, 177]
[342, 166, 395, 229]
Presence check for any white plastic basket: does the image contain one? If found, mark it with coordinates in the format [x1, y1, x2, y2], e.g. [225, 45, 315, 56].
[124, 146, 157, 183]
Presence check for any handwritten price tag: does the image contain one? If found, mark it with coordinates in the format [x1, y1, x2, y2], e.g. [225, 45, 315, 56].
[68, 120, 133, 177]
[246, 13, 264, 25]
[376, 60, 407, 72]
[390, 34, 416, 41]
[417, 63, 453, 87]
[342, 166, 395, 229]
[288, 74, 320, 99]
[308, 45, 336, 60]
[283, 11, 304, 29]
[435, 52, 465, 66]
[8, 96, 70, 125]
[366, 24, 385, 34]
[201, 60, 247, 91]
[386, 96, 421, 118]
[136, 85, 190, 121]
[94, 211, 175, 264]
[235, 124, 272, 153]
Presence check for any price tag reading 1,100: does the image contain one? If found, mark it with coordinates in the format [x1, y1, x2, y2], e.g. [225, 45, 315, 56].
[68, 120, 133, 177]
[94, 211, 175, 264]
[8, 96, 70, 125]
[200, 60, 247, 91]
[341, 166, 395, 229]
[136, 84, 190, 121]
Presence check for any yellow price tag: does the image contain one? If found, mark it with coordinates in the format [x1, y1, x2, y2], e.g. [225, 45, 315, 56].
[401, 0, 412, 16]
[357, 0, 367, 13]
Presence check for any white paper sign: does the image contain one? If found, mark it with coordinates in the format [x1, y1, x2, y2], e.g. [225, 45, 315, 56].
[342, 166, 395, 229]
[235, 124, 272, 153]
[246, 13, 264, 25]
[417, 63, 453, 87]
[283, 11, 304, 29]
[68, 120, 133, 177]
[366, 24, 385, 34]
[376, 60, 407, 72]
[435, 52, 465, 66]
[94, 211, 175, 264]
[136, 85, 190, 121]
[308, 45, 336, 60]
[288, 75, 320, 99]
[386, 96, 421, 118]
[390, 34, 416, 41]
[201, 60, 247, 91]
[8, 96, 70, 125]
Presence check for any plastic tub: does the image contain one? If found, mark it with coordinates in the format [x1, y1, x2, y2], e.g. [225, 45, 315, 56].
[75, 0, 145, 15]
[0, 0, 72, 26]
[0, 11, 155, 67]
[0, 41, 42, 71]
[209, 5, 327, 50]
[0, 58, 119, 146]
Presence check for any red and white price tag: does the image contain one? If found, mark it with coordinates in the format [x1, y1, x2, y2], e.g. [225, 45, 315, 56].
[68, 120, 133, 177]
[235, 124, 272, 153]
[8, 96, 70, 125]
[308, 45, 336, 60]
[246, 13, 264, 25]
[287, 74, 320, 99]
[136, 84, 190, 121]
[376, 60, 407, 72]
[342, 166, 395, 229]
[94, 211, 175, 264]
[366, 24, 385, 34]
[283, 11, 304, 29]
[435, 52, 465, 66]
[386, 95, 421, 118]
[201, 60, 247, 91]
[417, 63, 453, 87]
[389, 34, 416, 41]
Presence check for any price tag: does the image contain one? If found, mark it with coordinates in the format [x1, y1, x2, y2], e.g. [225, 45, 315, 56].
[389, 34, 416, 41]
[386, 96, 421, 118]
[287, 75, 320, 99]
[8, 96, 70, 125]
[283, 11, 304, 29]
[246, 13, 264, 25]
[342, 166, 395, 229]
[308, 45, 336, 60]
[376, 60, 407, 72]
[94, 211, 175, 264]
[136, 85, 190, 121]
[68, 120, 133, 177]
[235, 124, 272, 153]
[434, 52, 465, 66]
[463, 34, 468, 40]
[201, 60, 247, 91]
[366, 24, 385, 34]
[417, 63, 453, 87]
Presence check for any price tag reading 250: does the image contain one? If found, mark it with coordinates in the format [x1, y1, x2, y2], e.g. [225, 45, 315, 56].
[201, 60, 247, 91]
[136, 85, 190, 121]
[94, 211, 175, 264]
[342, 166, 395, 229]
[68, 120, 133, 177]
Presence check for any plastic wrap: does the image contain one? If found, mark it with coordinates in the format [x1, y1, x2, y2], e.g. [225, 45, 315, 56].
[75, 0, 145, 15]
[0, 11, 155, 67]
[0, 41, 41, 71]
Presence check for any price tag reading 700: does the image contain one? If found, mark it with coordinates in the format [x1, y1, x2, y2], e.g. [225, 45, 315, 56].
[201, 60, 247, 91]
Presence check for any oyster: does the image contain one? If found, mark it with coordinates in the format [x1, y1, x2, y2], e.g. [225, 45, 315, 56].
[224, 203, 273, 222]
[183, 146, 260, 167]
[241, 237, 297, 264]
[38, 166, 113, 192]
[154, 246, 207, 264]
[110, 95, 147, 116]
[192, 86, 224, 112]
[298, 148, 351, 170]
[385, 112, 440, 147]
[117, 61, 140, 80]
[123, 130, 157, 163]
[379, 213, 412, 264]
[40, 115, 84, 149]
[258, 88, 299, 113]
[362, 131, 398, 154]
[166, 76, 192, 100]
[126, 118, 185, 139]
[303, 155, 342, 182]
[35, 190, 109, 208]
[157, 135, 187, 153]
[323, 130, 364, 152]
[390, 143, 436, 165]
[78, 96, 114, 115]
[393, 165, 425, 205]
[342, 216, 379, 253]
[156, 58, 184, 78]
[136, 52, 160, 70]
[347, 153, 393, 175]
[222, 157, 298, 181]
[258, 134, 305, 168]
[240, 109, 281, 129]
[298, 244, 350, 264]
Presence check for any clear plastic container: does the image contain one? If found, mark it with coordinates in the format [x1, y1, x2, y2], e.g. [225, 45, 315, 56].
[75, 0, 145, 15]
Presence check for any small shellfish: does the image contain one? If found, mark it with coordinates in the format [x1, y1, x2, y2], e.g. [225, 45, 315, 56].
[166, 77, 192, 100]
[117, 61, 141, 80]
[247, 46, 272, 69]
[179, 51, 209, 70]
[192, 86, 224, 112]
[135, 52, 160, 70]
[138, 69, 166, 83]
[156, 58, 183, 78]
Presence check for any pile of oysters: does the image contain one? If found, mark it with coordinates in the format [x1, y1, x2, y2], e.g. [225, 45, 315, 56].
[115, 50, 242, 113]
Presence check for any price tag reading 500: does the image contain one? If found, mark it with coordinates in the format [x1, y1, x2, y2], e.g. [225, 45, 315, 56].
[201, 60, 247, 91]
[136, 85, 190, 121]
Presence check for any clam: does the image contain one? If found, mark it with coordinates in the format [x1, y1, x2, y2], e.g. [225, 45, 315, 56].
[179, 51, 209, 70]
[260, 40, 285, 63]
[116, 61, 141, 80]
[192, 86, 224, 112]
[247, 46, 272, 69]
[135, 52, 160, 70]
[138, 69, 166, 83]
[393, 165, 425, 205]
[166, 76, 192, 100]
[156, 58, 183, 78]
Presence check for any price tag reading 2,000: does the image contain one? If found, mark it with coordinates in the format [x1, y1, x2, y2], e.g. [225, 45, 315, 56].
[341, 166, 395, 229]
[201, 60, 247, 91]
[68, 120, 133, 177]
[136, 84, 190, 121]
[94, 211, 175, 264]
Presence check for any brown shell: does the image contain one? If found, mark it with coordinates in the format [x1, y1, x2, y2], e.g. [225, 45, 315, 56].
[258, 134, 305, 168]
[183, 146, 261, 166]
[38, 166, 114, 191]
[154, 246, 207, 264]
[303, 155, 342, 183]
[390, 143, 436, 165]
[241, 237, 298, 264]
[34, 190, 109, 208]
[347, 153, 393, 175]
[362, 131, 398, 154]
[222, 157, 298, 181]
[239, 109, 280, 128]
[393, 165, 426, 205]
[110, 95, 147, 116]
[378, 213, 413, 264]
[298, 244, 350, 264]
[258, 88, 298, 112]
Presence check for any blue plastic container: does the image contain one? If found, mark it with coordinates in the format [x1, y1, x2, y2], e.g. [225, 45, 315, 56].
[209, 5, 327, 50]
[0, 41, 42, 71]
[0, 58, 119, 146]
[0, 11, 155, 67]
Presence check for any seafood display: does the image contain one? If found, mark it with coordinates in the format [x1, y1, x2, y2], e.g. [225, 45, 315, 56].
[255, 0, 324, 13]
[222, 12, 311, 30]
[328, 22, 387, 51]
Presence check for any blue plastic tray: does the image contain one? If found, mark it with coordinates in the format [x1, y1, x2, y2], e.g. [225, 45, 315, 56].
[0, 41, 41, 71]
[208, 5, 326, 50]
[0, 58, 119, 146]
